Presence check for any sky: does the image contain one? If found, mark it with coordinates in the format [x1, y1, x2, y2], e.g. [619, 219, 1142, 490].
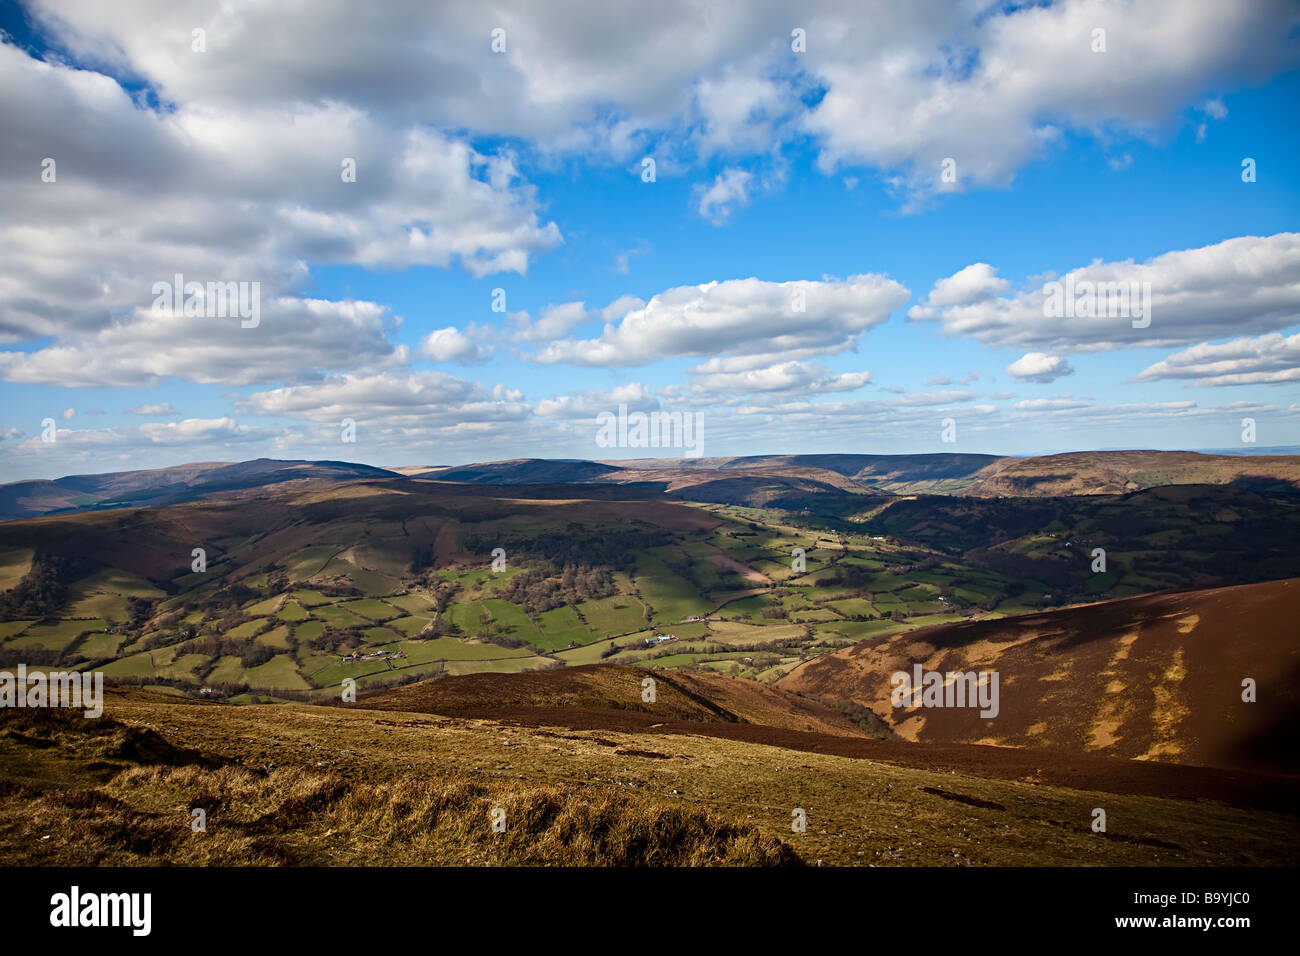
[0, 0, 1298, 482]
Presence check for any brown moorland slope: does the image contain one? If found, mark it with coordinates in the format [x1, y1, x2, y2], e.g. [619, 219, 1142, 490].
[361, 663, 871, 738]
[964, 450, 1300, 497]
[778, 578, 1300, 773]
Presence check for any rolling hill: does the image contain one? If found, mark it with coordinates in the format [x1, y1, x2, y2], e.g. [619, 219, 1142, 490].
[778, 578, 1300, 773]
[0, 458, 399, 522]
[433, 450, 1300, 499]
[362, 662, 878, 737]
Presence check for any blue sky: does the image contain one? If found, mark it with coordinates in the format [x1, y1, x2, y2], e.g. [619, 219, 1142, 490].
[1, 0, 1298, 481]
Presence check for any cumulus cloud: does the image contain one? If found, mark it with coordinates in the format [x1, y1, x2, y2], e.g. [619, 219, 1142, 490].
[683, 362, 872, 398]
[23, 0, 1295, 204]
[420, 327, 490, 364]
[601, 295, 646, 323]
[238, 370, 529, 428]
[918, 264, 1010, 308]
[1135, 332, 1300, 386]
[510, 302, 590, 344]
[535, 384, 660, 419]
[127, 402, 179, 416]
[0, 298, 404, 387]
[804, 0, 1300, 198]
[534, 274, 908, 367]
[1007, 353, 1075, 383]
[136, 417, 259, 445]
[910, 233, 1300, 353]
[0, 37, 560, 367]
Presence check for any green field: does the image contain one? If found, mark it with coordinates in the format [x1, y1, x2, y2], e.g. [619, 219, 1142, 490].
[244, 654, 310, 690]
[7, 619, 108, 652]
[388, 615, 433, 637]
[276, 601, 311, 622]
[576, 595, 646, 636]
[338, 599, 402, 622]
[311, 605, 369, 629]
[227, 618, 269, 639]
[634, 555, 707, 625]
[293, 620, 325, 642]
[533, 605, 591, 649]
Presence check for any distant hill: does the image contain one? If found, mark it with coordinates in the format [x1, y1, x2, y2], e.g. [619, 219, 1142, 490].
[4, 449, 1299, 523]
[434, 450, 1300, 498]
[778, 578, 1300, 773]
[426, 459, 622, 484]
[964, 450, 1300, 497]
[603, 453, 1000, 495]
[0, 458, 399, 522]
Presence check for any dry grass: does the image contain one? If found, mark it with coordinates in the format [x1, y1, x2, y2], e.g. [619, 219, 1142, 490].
[0, 708, 799, 866]
[3, 690, 1297, 867]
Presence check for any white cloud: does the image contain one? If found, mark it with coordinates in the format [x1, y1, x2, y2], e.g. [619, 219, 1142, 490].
[535, 274, 908, 367]
[137, 417, 258, 445]
[909, 233, 1300, 353]
[920, 264, 1010, 308]
[0, 40, 561, 351]
[685, 362, 872, 397]
[1135, 332, 1300, 387]
[420, 327, 490, 364]
[1013, 398, 1092, 411]
[601, 295, 646, 323]
[805, 0, 1299, 199]
[535, 384, 659, 419]
[888, 390, 976, 407]
[24, 0, 1293, 206]
[0, 298, 403, 387]
[1008, 352, 1075, 383]
[238, 370, 530, 428]
[510, 302, 590, 344]
[127, 402, 179, 416]
[695, 167, 753, 225]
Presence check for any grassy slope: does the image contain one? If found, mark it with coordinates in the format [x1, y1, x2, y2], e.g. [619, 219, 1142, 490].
[1, 691, 1295, 866]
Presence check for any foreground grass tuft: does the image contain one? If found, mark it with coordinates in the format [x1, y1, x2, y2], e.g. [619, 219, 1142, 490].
[1, 762, 801, 866]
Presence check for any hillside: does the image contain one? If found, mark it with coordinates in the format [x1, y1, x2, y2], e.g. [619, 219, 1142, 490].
[0, 458, 399, 522]
[441, 450, 1300, 498]
[427, 459, 622, 484]
[5, 451, 1299, 525]
[4, 685, 1298, 867]
[964, 450, 1300, 497]
[605, 454, 1001, 495]
[362, 663, 876, 738]
[2, 473, 1299, 699]
[778, 578, 1300, 773]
